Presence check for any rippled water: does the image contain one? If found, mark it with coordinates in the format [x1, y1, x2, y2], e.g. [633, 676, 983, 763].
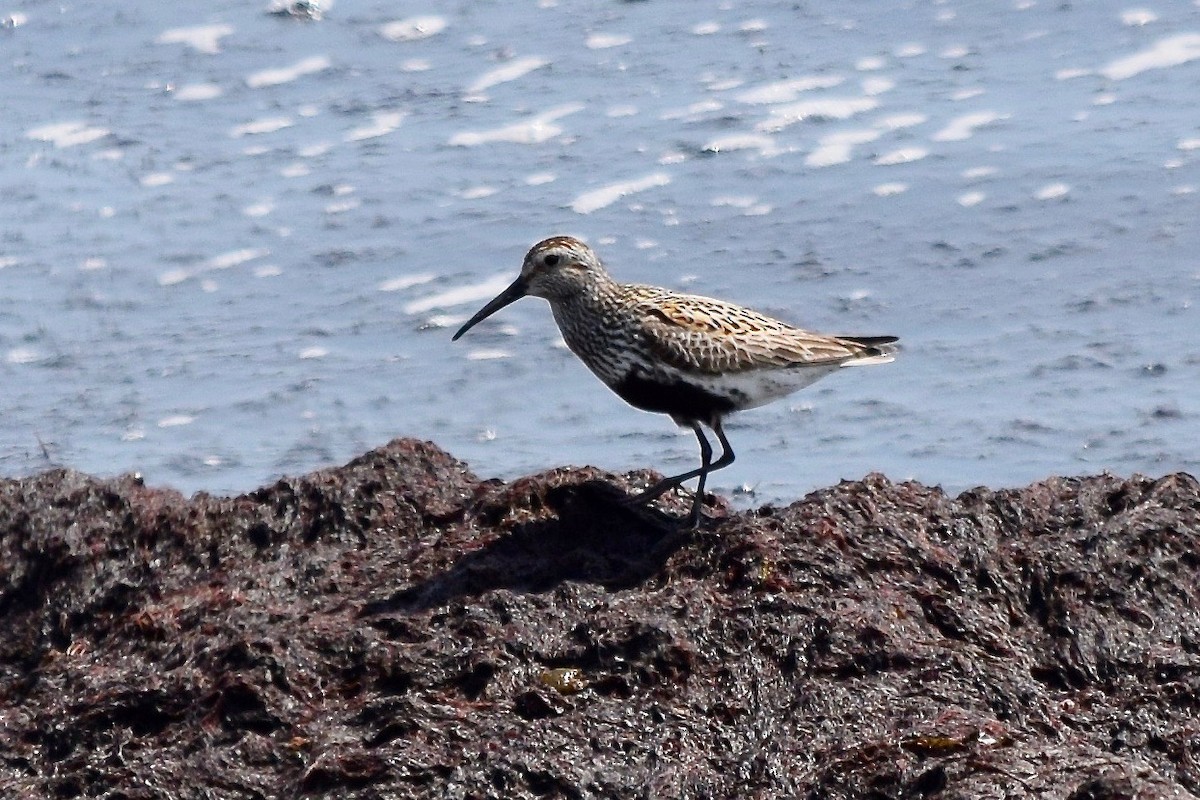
[2, 1, 1197, 504]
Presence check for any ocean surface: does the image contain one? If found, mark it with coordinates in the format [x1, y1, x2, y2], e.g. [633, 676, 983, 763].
[2, 0, 1198, 506]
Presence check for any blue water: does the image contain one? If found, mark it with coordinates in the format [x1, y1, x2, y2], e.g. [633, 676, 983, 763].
[2, 1, 1197, 505]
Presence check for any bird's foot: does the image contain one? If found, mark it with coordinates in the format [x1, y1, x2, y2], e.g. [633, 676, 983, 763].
[625, 478, 683, 507]
[625, 479, 711, 529]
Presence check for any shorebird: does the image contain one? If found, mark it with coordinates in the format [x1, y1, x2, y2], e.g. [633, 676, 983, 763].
[453, 236, 898, 526]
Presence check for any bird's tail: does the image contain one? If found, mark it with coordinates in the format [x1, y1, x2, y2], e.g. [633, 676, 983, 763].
[838, 335, 899, 366]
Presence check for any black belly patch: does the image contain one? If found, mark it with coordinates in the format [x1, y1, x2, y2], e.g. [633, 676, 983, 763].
[613, 371, 737, 421]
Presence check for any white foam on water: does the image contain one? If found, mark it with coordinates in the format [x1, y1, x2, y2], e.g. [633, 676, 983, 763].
[862, 77, 895, 96]
[379, 274, 436, 293]
[325, 198, 361, 214]
[466, 56, 548, 94]
[703, 133, 780, 157]
[465, 349, 512, 361]
[1055, 67, 1092, 80]
[872, 183, 908, 196]
[140, 172, 174, 187]
[401, 59, 431, 72]
[895, 43, 926, 58]
[379, 16, 447, 42]
[757, 97, 879, 132]
[156, 24, 234, 55]
[449, 103, 582, 146]
[425, 314, 461, 329]
[1120, 8, 1158, 26]
[158, 415, 196, 428]
[875, 147, 928, 165]
[660, 99, 723, 121]
[405, 274, 514, 315]
[6, 348, 41, 365]
[525, 173, 556, 185]
[940, 45, 970, 59]
[1100, 33, 1200, 80]
[875, 113, 927, 131]
[230, 117, 293, 137]
[734, 75, 845, 104]
[246, 55, 331, 88]
[957, 191, 986, 207]
[586, 33, 631, 49]
[692, 22, 720, 35]
[460, 186, 498, 200]
[856, 56, 886, 71]
[175, 83, 223, 101]
[806, 128, 880, 167]
[962, 166, 999, 179]
[1035, 182, 1071, 200]
[299, 347, 327, 360]
[705, 78, 743, 91]
[345, 111, 405, 142]
[299, 143, 331, 158]
[1178, 138, 1200, 151]
[606, 105, 637, 118]
[932, 110, 1004, 142]
[711, 196, 757, 208]
[243, 201, 274, 218]
[26, 121, 109, 148]
[569, 173, 671, 214]
[210, 248, 270, 270]
[158, 269, 190, 287]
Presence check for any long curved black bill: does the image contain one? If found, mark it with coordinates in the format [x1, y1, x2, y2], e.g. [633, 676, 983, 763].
[451, 277, 528, 341]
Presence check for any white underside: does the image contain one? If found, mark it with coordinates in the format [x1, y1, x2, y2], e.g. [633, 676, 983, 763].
[689, 365, 838, 410]
[686, 354, 893, 411]
[840, 353, 896, 367]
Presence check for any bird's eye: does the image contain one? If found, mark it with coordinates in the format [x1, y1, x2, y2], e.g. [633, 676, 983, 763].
[543, 254, 561, 267]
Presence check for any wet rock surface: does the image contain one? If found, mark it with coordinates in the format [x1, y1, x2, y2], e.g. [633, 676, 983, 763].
[0, 438, 1197, 799]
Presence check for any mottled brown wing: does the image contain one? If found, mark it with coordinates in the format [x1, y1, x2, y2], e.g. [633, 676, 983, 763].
[629, 286, 869, 375]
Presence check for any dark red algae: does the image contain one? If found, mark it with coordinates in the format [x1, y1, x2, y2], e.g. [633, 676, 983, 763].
[1, 438, 1197, 798]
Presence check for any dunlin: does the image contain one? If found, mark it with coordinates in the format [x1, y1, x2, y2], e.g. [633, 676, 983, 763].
[454, 236, 897, 526]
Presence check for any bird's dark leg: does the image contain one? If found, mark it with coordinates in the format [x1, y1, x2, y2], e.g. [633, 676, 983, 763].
[687, 423, 714, 527]
[629, 421, 711, 505]
[707, 417, 736, 473]
[629, 418, 737, 525]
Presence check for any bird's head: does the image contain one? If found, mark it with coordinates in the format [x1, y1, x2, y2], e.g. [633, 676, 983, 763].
[452, 236, 606, 340]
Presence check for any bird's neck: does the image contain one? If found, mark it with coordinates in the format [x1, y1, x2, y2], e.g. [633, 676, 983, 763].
[548, 280, 632, 385]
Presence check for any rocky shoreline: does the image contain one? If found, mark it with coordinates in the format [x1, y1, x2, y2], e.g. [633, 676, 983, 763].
[1, 438, 1197, 798]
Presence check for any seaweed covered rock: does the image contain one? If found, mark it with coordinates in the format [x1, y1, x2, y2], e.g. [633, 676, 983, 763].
[0, 439, 1197, 798]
